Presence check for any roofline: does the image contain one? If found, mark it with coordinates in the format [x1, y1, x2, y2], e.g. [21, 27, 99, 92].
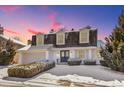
[34, 28, 97, 35]
[0, 34, 26, 46]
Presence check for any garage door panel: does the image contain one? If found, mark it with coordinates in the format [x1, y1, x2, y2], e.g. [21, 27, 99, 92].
[22, 51, 46, 64]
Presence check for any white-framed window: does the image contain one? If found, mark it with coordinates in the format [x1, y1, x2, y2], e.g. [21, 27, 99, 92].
[61, 51, 64, 57]
[56, 32, 65, 45]
[36, 34, 44, 45]
[75, 49, 85, 59]
[91, 49, 96, 59]
[79, 29, 89, 43]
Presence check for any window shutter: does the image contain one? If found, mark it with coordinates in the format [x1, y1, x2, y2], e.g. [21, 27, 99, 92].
[32, 35, 36, 45]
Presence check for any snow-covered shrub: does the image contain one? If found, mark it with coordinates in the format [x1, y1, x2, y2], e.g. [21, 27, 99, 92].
[8, 62, 55, 78]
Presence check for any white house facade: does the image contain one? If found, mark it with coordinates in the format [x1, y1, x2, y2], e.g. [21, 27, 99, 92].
[18, 27, 105, 64]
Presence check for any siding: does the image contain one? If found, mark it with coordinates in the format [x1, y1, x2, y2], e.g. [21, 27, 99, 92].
[32, 35, 36, 45]
[44, 34, 56, 44]
[89, 30, 97, 46]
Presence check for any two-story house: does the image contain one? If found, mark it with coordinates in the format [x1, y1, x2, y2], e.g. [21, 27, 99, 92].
[18, 26, 104, 64]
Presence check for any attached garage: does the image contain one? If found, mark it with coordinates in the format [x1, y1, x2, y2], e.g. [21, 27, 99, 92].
[20, 51, 46, 64]
[18, 44, 53, 64]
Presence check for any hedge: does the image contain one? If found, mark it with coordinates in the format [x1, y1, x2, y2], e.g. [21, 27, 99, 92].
[8, 62, 55, 78]
[68, 61, 81, 66]
[84, 60, 96, 65]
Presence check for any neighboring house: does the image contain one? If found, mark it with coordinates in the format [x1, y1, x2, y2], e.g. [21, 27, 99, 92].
[18, 26, 105, 64]
[0, 25, 26, 63]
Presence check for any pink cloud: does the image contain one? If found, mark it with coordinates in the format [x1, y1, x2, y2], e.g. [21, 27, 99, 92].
[49, 12, 64, 31]
[4, 28, 28, 44]
[47, 11, 63, 31]
[0, 6, 21, 14]
[52, 21, 63, 31]
[19, 20, 32, 29]
[27, 28, 44, 35]
[18, 20, 48, 37]
[41, 6, 64, 31]
[48, 11, 57, 21]
[4, 28, 20, 35]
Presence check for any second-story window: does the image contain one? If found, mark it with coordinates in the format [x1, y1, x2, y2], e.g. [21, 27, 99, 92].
[79, 29, 89, 43]
[36, 34, 44, 46]
[56, 32, 65, 45]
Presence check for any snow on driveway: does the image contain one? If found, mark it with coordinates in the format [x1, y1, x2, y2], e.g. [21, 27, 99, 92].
[45, 65, 124, 81]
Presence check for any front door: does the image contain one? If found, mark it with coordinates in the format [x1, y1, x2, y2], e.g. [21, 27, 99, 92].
[60, 50, 70, 62]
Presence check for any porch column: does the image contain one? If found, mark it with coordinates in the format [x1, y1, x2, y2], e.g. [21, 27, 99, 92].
[46, 51, 49, 60]
[88, 49, 92, 60]
[19, 52, 23, 64]
[70, 50, 75, 59]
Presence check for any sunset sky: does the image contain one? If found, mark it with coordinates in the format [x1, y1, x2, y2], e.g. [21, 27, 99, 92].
[0, 5, 124, 44]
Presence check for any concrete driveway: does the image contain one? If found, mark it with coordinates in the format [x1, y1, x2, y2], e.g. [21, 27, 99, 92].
[45, 65, 124, 81]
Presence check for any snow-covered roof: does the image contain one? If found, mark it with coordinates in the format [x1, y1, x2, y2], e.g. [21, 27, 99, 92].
[48, 27, 97, 34]
[97, 40, 105, 48]
[18, 45, 31, 51]
[18, 44, 53, 52]
[18, 40, 105, 52]
[0, 34, 26, 46]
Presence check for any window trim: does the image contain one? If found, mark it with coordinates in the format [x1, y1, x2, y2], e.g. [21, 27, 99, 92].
[56, 32, 65, 45]
[36, 34, 44, 46]
[79, 29, 89, 43]
[75, 49, 85, 59]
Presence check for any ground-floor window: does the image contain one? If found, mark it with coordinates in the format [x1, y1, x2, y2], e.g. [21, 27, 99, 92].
[91, 49, 96, 59]
[75, 49, 85, 59]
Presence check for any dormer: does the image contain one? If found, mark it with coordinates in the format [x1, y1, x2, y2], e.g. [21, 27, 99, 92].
[36, 33, 44, 46]
[79, 27, 90, 43]
[56, 31, 65, 45]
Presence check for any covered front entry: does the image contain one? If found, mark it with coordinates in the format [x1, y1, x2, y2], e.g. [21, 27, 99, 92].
[60, 50, 70, 62]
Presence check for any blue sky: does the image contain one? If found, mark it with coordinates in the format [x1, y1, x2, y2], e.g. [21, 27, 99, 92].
[0, 5, 123, 43]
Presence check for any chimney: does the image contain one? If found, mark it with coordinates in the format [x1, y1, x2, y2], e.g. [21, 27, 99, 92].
[50, 29, 54, 33]
[85, 25, 91, 29]
[71, 28, 74, 31]
[0, 24, 4, 35]
[27, 40, 32, 45]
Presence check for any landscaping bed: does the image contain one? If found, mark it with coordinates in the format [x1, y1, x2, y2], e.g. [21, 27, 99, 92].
[100, 60, 108, 67]
[84, 60, 96, 65]
[68, 60, 81, 66]
[8, 62, 55, 78]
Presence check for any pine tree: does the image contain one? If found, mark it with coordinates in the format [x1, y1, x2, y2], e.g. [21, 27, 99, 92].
[0, 39, 16, 65]
[100, 12, 124, 72]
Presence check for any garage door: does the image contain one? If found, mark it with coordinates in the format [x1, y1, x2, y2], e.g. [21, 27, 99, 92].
[22, 51, 46, 64]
